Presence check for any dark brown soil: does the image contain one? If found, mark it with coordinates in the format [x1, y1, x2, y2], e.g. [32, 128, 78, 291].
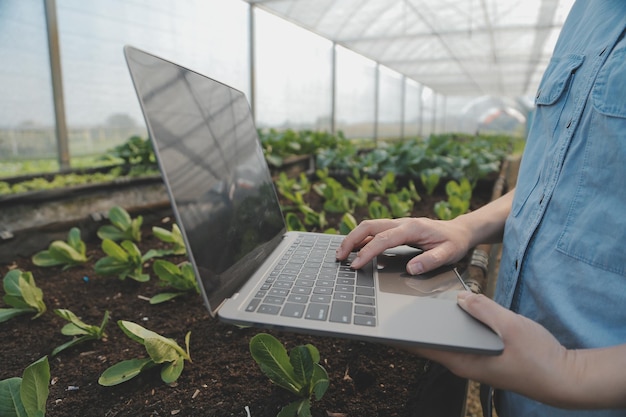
[0, 178, 494, 417]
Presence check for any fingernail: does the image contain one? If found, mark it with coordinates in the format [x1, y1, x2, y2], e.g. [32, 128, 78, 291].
[407, 262, 424, 275]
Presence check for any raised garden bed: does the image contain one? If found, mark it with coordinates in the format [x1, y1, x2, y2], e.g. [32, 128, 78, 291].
[0, 175, 499, 416]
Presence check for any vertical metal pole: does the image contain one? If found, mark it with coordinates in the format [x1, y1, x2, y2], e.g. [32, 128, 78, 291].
[400, 75, 406, 139]
[432, 94, 438, 134]
[248, 4, 256, 122]
[418, 84, 424, 137]
[441, 95, 447, 133]
[330, 43, 337, 135]
[44, 0, 70, 171]
[373, 63, 380, 143]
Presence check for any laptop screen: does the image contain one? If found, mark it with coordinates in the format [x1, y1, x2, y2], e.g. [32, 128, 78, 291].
[125, 46, 286, 315]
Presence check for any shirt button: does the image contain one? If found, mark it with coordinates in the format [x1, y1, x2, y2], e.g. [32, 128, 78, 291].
[514, 259, 519, 270]
[566, 119, 572, 128]
[536, 89, 541, 99]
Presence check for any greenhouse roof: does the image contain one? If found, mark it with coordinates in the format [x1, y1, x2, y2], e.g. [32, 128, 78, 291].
[246, 0, 575, 97]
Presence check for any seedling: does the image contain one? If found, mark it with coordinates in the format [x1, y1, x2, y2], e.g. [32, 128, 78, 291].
[31, 227, 88, 269]
[51, 309, 110, 356]
[0, 269, 46, 323]
[94, 239, 150, 282]
[420, 168, 442, 196]
[98, 321, 191, 386]
[0, 356, 50, 417]
[368, 200, 391, 219]
[149, 260, 200, 304]
[149, 224, 187, 256]
[249, 333, 329, 417]
[97, 205, 143, 243]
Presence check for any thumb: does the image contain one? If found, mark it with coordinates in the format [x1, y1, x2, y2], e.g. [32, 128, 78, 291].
[456, 292, 510, 337]
[406, 246, 452, 275]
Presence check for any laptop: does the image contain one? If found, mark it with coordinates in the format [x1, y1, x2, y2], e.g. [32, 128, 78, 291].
[123, 45, 503, 355]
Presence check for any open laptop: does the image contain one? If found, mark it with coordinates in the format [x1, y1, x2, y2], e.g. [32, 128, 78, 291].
[123, 45, 503, 355]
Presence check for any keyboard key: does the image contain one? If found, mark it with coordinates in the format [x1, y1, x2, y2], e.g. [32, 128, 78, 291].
[258, 304, 280, 315]
[305, 303, 329, 321]
[281, 303, 306, 318]
[288, 294, 309, 303]
[330, 301, 352, 324]
[334, 292, 354, 301]
[264, 296, 286, 305]
[311, 295, 331, 304]
[356, 286, 375, 297]
[246, 298, 261, 312]
[355, 296, 375, 306]
[354, 305, 376, 316]
[354, 315, 376, 326]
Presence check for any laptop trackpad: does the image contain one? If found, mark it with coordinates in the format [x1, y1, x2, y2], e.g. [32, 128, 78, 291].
[377, 246, 464, 299]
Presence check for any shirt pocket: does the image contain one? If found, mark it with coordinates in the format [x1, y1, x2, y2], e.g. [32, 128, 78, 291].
[592, 46, 626, 118]
[512, 54, 585, 217]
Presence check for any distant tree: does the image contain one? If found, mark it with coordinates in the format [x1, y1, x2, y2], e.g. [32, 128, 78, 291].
[106, 113, 136, 128]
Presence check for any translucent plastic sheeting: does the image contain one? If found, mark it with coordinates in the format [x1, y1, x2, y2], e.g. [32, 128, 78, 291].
[246, 0, 575, 97]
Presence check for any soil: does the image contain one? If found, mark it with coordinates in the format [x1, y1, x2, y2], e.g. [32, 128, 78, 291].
[0, 178, 494, 417]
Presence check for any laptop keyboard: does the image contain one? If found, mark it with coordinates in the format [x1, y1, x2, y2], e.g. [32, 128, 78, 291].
[245, 234, 377, 327]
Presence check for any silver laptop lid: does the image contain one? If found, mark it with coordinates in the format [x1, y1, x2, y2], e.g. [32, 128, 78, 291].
[124, 45, 286, 316]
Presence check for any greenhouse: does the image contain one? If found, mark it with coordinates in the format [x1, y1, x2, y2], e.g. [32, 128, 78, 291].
[5, 1, 623, 417]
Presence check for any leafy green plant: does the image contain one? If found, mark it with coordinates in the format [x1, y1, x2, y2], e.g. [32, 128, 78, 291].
[31, 227, 88, 269]
[98, 321, 191, 386]
[94, 239, 151, 282]
[434, 178, 473, 220]
[368, 200, 391, 219]
[150, 260, 200, 304]
[0, 356, 50, 417]
[250, 333, 329, 417]
[420, 168, 443, 196]
[338, 213, 357, 235]
[101, 135, 155, 168]
[0, 270, 46, 323]
[144, 224, 187, 258]
[97, 206, 143, 243]
[51, 309, 110, 356]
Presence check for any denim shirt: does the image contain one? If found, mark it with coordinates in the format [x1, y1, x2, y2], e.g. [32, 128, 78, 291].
[495, 1, 626, 415]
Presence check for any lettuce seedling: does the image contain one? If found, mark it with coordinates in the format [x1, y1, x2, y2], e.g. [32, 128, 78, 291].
[0, 356, 50, 417]
[97, 205, 142, 243]
[0, 269, 46, 323]
[31, 227, 88, 270]
[51, 309, 110, 356]
[250, 333, 329, 417]
[98, 321, 191, 386]
[94, 239, 150, 282]
[143, 224, 187, 259]
[149, 260, 199, 304]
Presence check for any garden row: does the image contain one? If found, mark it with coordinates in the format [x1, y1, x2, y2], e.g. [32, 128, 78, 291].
[0, 206, 327, 417]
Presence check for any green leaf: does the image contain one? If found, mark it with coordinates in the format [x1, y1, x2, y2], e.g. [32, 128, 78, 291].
[98, 358, 154, 386]
[249, 333, 301, 395]
[31, 251, 64, 267]
[311, 364, 329, 401]
[0, 377, 26, 417]
[160, 357, 185, 384]
[101, 239, 129, 261]
[290, 346, 314, 389]
[108, 206, 132, 231]
[96, 225, 127, 242]
[20, 356, 50, 417]
[3, 270, 23, 297]
[17, 276, 45, 318]
[67, 227, 86, 255]
[51, 336, 90, 357]
[144, 338, 180, 364]
[149, 293, 183, 304]
[0, 308, 33, 323]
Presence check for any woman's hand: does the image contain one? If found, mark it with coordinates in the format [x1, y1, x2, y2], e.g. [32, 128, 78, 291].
[411, 291, 626, 409]
[336, 217, 473, 275]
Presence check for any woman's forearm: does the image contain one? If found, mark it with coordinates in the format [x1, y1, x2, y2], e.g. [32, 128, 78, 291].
[452, 189, 515, 248]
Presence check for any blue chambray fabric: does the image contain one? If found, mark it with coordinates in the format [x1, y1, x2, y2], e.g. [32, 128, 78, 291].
[494, 1, 626, 416]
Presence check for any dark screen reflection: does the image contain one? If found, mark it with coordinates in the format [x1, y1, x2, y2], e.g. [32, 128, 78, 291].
[125, 47, 285, 313]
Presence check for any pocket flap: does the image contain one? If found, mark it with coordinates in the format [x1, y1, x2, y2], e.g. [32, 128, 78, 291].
[535, 54, 585, 105]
